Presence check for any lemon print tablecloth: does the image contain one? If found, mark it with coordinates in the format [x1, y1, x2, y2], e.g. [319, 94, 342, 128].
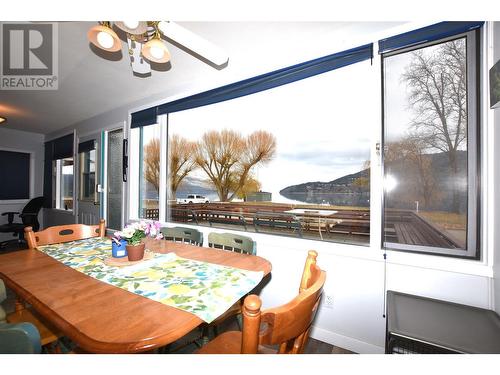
[38, 237, 263, 323]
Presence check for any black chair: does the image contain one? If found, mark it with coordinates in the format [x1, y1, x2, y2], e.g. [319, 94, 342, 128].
[0, 196, 44, 247]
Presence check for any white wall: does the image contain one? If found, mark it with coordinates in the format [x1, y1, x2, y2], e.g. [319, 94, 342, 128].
[0, 127, 45, 241]
[492, 22, 500, 314]
[40, 22, 498, 353]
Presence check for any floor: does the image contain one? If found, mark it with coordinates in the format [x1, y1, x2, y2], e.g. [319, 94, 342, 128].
[1, 241, 355, 354]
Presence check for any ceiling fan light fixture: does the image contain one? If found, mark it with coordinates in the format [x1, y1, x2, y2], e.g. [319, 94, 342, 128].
[142, 38, 170, 64]
[115, 21, 148, 35]
[87, 23, 121, 52]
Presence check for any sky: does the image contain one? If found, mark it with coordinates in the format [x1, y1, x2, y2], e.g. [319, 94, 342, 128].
[383, 37, 468, 146]
[169, 59, 377, 202]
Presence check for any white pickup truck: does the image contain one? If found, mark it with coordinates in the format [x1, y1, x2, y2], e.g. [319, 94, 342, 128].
[176, 194, 210, 204]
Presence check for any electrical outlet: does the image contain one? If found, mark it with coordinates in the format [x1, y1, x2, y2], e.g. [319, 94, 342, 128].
[324, 295, 334, 309]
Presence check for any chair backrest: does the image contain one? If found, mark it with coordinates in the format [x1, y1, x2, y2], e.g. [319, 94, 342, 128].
[240, 250, 326, 354]
[0, 322, 42, 354]
[161, 226, 203, 246]
[208, 232, 256, 255]
[20, 196, 45, 230]
[24, 219, 106, 249]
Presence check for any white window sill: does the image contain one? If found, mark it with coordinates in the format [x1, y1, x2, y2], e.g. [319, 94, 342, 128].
[157, 221, 493, 278]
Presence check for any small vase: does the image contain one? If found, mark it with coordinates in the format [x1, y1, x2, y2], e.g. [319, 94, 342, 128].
[126, 242, 145, 261]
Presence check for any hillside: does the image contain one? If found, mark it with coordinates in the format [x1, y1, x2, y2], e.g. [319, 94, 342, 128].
[279, 151, 467, 211]
[279, 169, 370, 207]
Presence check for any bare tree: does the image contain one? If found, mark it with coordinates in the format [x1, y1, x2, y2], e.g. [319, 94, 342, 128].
[144, 138, 160, 193]
[168, 134, 197, 199]
[194, 129, 276, 201]
[235, 175, 262, 200]
[402, 39, 467, 212]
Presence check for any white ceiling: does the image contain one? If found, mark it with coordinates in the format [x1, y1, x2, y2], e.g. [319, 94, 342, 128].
[0, 22, 403, 135]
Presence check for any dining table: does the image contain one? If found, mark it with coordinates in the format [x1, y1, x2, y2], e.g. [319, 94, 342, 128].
[0, 237, 272, 353]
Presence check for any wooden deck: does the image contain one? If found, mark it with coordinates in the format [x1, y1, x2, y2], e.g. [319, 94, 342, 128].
[144, 203, 460, 249]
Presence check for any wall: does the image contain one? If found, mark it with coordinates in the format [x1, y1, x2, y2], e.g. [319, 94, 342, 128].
[492, 22, 500, 314]
[0, 127, 45, 241]
[41, 22, 497, 353]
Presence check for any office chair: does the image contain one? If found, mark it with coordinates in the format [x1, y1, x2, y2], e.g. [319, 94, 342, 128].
[0, 196, 44, 248]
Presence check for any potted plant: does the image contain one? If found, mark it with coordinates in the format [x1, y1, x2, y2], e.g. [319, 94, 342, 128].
[114, 221, 163, 261]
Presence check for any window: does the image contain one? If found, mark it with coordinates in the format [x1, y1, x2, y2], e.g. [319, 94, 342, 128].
[54, 157, 74, 210]
[79, 149, 96, 201]
[0, 150, 30, 200]
[382, 31, 479, 257]
[130, 123, 161, 220]
[161, 60, 375, 245]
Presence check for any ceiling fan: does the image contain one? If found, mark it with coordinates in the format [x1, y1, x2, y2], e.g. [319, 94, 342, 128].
[87, 21, 229, 76]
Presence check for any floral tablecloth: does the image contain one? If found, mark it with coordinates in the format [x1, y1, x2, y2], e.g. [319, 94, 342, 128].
[38, 237, 264, 323]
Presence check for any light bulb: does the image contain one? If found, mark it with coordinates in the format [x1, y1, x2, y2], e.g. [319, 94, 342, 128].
[150, 45, 165, 59]
[123, 21, 139, 29]
[97, 31, 114, 49]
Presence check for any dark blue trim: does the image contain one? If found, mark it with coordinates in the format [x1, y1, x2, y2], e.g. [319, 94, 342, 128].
[52, 133, 74, 160]
[156, 43, 373, 116]
[78, 140, 95, 153]
[378, 21, 484, 55]
[131, 107, 158, 129]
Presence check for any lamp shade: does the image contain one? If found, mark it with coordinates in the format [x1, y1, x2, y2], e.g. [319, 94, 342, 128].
[142, 38, 170, 63]
[87, 24, 122, 52]
[115, 21, 148, 35]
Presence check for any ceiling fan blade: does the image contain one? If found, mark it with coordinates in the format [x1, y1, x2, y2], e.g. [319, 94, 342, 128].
[127, 36, 151, 75]
[157, 21, 229, 67]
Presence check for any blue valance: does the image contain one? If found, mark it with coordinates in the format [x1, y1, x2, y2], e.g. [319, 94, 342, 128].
[130, 107, 158, 129]
[378, 21, 484, 55]
[151, 43, 373, 117]
[52, 133, 74, 160]
[78, 140, 95, 153]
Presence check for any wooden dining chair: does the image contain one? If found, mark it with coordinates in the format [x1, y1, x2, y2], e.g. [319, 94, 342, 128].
[24, 219, 106, 249]
[197, 250, 326, 354]
[8, 219, 106, 353]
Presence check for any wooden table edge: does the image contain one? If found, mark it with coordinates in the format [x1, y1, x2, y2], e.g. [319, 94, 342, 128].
[0, 243, 272, 353]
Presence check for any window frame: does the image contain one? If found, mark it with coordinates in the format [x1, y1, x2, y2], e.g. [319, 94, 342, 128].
[53, 157, 74, 211]
[78, 148, 97, 203]
[380, 29, 481, 259]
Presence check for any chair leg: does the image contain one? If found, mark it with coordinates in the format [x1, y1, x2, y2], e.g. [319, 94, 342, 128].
[200, 325, 211, 346]
[15, 297, 25, 312]
[212, 324, 219, 338]
[236, 314, 242, 331]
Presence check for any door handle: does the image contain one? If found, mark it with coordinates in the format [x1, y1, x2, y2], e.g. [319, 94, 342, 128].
[123, 138, 128, 182]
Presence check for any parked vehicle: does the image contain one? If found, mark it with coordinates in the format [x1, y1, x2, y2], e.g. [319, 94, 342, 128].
[177, 194, 210, 204]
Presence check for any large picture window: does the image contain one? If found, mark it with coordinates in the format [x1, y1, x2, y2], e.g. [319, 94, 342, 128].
[161, 60, 376, 245]
[129, 59, 376, 245]
[382, 30, 479, 257]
